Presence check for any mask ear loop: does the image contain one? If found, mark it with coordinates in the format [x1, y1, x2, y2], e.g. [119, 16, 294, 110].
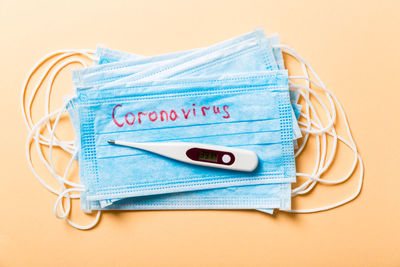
[22, 52, 82, 153]
[21, 50, 95, 153]
[273, 44, 364, 212]
[293, 87, 330, 195]
[26, 108, 71, 195]
[28, 103, 101, 229]
[287, 57, 334, 196]
[44, 58, 88, 139]
[291, 82, 359, 185]
[286, 51, 330, 196]
[292, 77, 347, 192]
[293, 61, 312, 156]
[290, 89, 324, 196]
[290, 76, 339, 194]
[24, 50, 101, 229]
[48, 104, 84, 188]
[54, 188, 101, 230]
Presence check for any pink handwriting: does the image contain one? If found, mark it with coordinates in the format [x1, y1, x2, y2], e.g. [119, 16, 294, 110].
[112, 103, 230, 128]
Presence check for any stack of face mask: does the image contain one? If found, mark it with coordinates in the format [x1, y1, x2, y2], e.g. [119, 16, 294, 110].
[23, 28, 364, 230]
[68, 29, 302, 215]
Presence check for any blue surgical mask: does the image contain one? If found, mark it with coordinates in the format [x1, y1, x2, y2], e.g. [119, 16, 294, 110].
[91, 33, 301, 119]
[67, 102, 289, 215]
[81, 33, 300, 136]
[80, 183, 291, 212]
[73, 30, 301, 141]
[67, 31, 299, 213]
[73, 29, 277, 88]
[76, 71, 295, 204]
[67, 97, 288, 213]
[21, 29, 363, 230]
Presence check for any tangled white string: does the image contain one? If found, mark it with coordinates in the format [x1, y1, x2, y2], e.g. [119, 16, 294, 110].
[274, 44, 364, 213]
[22, 45, 363, 229]
[22, 50, 101, 230]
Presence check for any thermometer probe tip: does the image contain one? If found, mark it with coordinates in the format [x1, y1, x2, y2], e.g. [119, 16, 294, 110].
[108, 140, 115, 144]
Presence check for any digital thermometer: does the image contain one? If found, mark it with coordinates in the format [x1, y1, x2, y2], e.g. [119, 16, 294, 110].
[108, 140, 258, 172]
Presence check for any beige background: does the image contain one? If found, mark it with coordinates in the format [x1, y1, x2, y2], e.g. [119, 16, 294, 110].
[1, 0, 399, 266]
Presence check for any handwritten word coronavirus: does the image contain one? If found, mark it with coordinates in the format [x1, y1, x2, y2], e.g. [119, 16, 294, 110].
[112, 103, 230, 127]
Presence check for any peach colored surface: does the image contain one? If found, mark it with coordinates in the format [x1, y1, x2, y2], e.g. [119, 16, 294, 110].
[1, 0, 399, 266]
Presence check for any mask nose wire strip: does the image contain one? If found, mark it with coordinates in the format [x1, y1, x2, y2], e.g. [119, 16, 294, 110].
[272, 44, 364, 212]
[23, 50, 101, 230]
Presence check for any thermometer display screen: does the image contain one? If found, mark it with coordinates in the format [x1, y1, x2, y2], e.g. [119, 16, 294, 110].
[198, 150, 218, 162]
[186, 147, 235, 166]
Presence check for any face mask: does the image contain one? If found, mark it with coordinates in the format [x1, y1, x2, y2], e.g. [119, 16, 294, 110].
[68, 32, 298, 213]
[72, 29, 277, 88]
[22, 36, 364, 230]
[73, 30, 301, 141]
[81, 183, 291, 212]
[86, 39, 299, 213]
[65, 108, 282, 214]
[71, 74, 291, 213]
[76, 71, 295, 203]
[91, 36, 302, 121]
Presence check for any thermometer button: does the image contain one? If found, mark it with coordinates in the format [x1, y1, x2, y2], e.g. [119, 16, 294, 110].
[222, 154, 231, 163]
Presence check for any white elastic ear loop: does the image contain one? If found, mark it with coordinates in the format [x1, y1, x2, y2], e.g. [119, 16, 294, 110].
[28, 107, 100, 230]
[299, 102, 360, 185]
[292, 90, 311, 157]
[48, 104, 83, 188]
[44, 58, 88, 143]
[21, 50, 94, 152]
[26, 108, 76, 196]
[22, 50, 95, 126]
[274, 43, 338, 127]
[286, 52, 337, 193]
[281, 45, 338, 125]
[293, 81, 339, 189]
[24, 51, 100, 229]
[291, 83, 358, 186]
[43, 58, 89, 188]
[22, 53, 80, 153]
[288, 64, 331, 195]
[290, 83, 335, 134]
[32, 105, 79, 189]
[275, 44, 364, 212]
[291, 78, 353, 194]
[34, 104, 77, 215]
[289, 62, 313, 157]
[29, 56, 87, 153]
[291, 88, 327, 196]
[288, 155, 363, 213]
[278, 43, 360, 199]
[54, 188, 101, 230]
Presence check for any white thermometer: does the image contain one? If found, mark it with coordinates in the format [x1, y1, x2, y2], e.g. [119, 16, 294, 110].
[108, 140, 258, 172]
